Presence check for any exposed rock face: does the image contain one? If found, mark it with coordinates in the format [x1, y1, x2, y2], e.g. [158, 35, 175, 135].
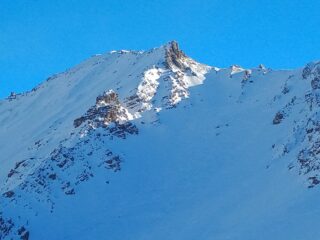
[165, 41, 186, 70]
[269, 62, 320, 188]
[163, 41, 210, 105]
[74, 90, 131, 129]
[273, 112, 284, 125]
[17, 227, 29, 240]
[73, 90, 139, 141]
[302, 62, 320, 79]
[7, 92, 17, 101]
[295, 117, 320, 187]
[299, 66, 320, 185]
[0, 215, 14, 239]
[311, 77, 320, 90]
[2, 191, 14, 198]
[302, 62, 320, 91]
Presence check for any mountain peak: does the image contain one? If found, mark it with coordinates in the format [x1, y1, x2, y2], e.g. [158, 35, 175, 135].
[165, 40, 184, 56]
[2, 42, 320, 240]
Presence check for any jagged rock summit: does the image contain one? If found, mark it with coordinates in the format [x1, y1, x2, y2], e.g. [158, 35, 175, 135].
[1, 41, 320, 240]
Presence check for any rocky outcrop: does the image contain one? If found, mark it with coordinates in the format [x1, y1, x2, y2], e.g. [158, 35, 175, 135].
[165, 41, 186, 70]
[311, 77, 320, 90]
[17, 226, 29, 240]
[302, 62, 320, 79]
[0, 215, 14, 239]
[74, 90, 129, 129]
[272, 64, 320, 187]
[296, 118, 320, 187]
[163, 41, 210, 106]
[273, 111, 284, 125]
[302, 62, 320, 91]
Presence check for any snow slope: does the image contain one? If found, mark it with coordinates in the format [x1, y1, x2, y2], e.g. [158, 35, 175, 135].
[1, 41, 320, 239]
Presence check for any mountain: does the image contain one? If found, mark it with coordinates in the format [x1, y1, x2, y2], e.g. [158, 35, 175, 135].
[1, 41, 320, 240]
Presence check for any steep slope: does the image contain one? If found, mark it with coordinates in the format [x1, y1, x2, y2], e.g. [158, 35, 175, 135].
[1, 42, 320, 240]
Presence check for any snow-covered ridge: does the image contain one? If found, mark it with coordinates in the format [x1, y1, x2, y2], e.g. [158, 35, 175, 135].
[0, 41, 213, 239]
[2, 41, 320, 240]
[70, 41, 212, 133]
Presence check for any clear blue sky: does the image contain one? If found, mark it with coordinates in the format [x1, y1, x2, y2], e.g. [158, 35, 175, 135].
[1, 0, 320, 98]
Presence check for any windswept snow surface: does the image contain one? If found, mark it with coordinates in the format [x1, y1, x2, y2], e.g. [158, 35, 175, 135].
[1, 42, 320, 239]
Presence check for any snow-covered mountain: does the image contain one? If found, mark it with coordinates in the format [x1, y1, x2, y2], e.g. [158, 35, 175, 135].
[1, 41, 320, 240]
